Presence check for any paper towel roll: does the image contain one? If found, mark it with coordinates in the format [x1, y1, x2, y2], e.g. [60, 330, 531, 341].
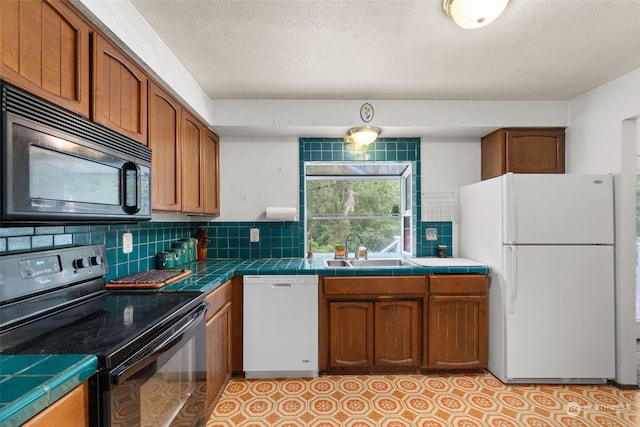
[266, 207, 297, 221]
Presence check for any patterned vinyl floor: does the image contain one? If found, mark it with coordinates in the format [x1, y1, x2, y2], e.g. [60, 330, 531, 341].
[207, 373, 639, 427]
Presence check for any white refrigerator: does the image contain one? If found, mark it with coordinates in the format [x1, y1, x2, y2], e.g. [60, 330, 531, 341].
[459, 173, 615, 384]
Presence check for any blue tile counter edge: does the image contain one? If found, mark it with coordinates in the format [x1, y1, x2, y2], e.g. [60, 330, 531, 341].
[0, 354, 97, 427]
[159, 257, 490, 293]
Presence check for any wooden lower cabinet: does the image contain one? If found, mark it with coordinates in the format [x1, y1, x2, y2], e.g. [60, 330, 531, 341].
[321, 274, 488, 374]
[205, 280, 232, 415]
[321, 276, 426, 374]
[428, 275, 488, 371]
[23, 381, 88, 427]
[328, 301, 374, 369]
[375, 300, 420, 367]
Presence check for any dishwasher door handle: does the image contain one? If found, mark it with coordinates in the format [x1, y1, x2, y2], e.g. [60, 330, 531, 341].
[271, 283, 292, 288]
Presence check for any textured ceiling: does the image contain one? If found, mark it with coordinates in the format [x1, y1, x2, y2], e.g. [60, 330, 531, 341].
[129, 0, 640, 101]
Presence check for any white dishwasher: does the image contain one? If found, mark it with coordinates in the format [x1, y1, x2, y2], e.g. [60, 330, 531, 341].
[243, 275, 318, 379]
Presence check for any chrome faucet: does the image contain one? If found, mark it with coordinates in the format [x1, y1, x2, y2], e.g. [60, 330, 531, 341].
[345, 231, 363, 260]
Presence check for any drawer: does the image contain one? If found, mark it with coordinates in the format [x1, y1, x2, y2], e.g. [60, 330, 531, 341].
[323, 276, 426, 296]
[429, 275, 488, 295]
[205, 280, 232, 319]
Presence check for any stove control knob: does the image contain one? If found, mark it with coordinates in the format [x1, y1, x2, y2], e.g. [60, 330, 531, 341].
[73, 257, 91, 269]
[90, 255, 104, 266]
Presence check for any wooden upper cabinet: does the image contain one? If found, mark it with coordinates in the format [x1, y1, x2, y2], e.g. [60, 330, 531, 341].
[148, 81, 181, 211]
[481, 127, 565, 180]
[92, 33, 148, 144]
[1, 0, 90, 116]
[180, 112, 221, 215]
[181, 110, 205, 213]
[202, 130, 221, 215]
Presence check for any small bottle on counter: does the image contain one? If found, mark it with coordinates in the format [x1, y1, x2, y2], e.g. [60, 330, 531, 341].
[357, 246, 367, 259]
[437, 245, 448, 258]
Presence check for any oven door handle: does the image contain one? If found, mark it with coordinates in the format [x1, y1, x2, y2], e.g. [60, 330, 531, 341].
[110, 305, 207, 385]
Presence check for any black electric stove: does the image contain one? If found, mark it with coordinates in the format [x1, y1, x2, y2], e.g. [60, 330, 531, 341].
[0, 245, 208, 426]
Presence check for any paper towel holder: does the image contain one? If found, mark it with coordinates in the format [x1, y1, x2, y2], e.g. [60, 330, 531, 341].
[265, 207, 298, 221]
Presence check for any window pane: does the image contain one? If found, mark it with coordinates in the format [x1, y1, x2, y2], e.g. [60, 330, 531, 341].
[306, 179, 400, 217]
[307, 218, 402, 254]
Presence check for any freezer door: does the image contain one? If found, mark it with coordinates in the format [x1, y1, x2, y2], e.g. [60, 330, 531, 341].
[503, 174, 614, 244]
[503, 245, 614, 381]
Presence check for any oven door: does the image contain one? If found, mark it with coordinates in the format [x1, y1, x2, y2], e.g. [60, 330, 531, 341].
[102, 303, 207, 427]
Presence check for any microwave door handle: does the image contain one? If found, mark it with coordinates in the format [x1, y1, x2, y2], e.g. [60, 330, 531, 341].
[122, 162, 141, 214]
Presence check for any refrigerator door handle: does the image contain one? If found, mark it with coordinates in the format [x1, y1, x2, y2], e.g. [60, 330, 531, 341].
[505, 173, 517, 244]
[507, 245, 518, 313]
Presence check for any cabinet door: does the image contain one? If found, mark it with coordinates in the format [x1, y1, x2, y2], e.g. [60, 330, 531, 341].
[92, 33, 148, 144]
[205, 281, 232, 414]
[428, 295, 487, 370]
[202, 130, 220, 215]
[23, 381, 88, 427]
[181, 111, 205, 213]
[481, 128, 565, 180]
[505, 129, 565, 174]
[148, 82, 181, 211]
[206, 301, 232, 414]
[375, 300, 420, 367]
[1, 0, 90, 116]
[328, 301, 373, 370]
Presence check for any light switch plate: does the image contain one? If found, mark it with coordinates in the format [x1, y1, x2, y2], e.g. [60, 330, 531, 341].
[122, 232, 133, 254]
[250, 228, 260, 242]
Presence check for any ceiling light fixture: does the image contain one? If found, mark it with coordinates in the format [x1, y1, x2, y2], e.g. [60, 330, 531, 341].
[344, 126, 381, 146]
[442, 0, 510, 29]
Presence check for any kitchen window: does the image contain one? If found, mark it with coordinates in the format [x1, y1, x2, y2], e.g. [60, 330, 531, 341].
[304, 162, 413, 256]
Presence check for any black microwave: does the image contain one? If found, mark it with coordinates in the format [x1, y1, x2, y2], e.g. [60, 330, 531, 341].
[1, 83, 152, 224]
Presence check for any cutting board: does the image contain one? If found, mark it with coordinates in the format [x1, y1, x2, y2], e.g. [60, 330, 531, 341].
[106, 269, 191, 289]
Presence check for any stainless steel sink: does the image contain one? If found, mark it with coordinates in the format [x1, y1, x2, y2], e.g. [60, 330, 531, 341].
[323, 258, 413, 268]
[349, 259, 412, 267]
[324, 259, 352, 267]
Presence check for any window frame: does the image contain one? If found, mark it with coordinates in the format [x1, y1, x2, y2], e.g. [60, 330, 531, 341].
[304, 162, 413, 256]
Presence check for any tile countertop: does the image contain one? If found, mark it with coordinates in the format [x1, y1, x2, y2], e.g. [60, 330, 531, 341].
[0, 354, 97, 427]
[1, 256, 487, 425]
[161, 256, 490, 294]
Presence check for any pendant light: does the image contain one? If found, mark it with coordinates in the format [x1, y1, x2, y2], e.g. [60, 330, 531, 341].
[344, 126, 381, 146]
[443, 0, 510, 29]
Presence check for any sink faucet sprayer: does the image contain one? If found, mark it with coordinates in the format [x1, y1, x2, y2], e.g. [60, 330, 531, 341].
[345, 231, 365, 260]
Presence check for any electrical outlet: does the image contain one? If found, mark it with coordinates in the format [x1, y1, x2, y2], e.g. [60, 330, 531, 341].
[250, 228, 260, 242]
[122, 232, 133, 254]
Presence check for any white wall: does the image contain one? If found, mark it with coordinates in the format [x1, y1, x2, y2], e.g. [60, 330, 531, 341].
[215, 137, 299, 222]
[72, 0, 212, 123]
[421, 140, 481, 194]
[421, 140, 481, 257]
[568, 67, 640, 386]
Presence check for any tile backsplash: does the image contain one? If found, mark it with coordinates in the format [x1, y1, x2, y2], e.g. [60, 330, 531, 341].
[0, 221, 307, 281]
[0, 138, 453, 279]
